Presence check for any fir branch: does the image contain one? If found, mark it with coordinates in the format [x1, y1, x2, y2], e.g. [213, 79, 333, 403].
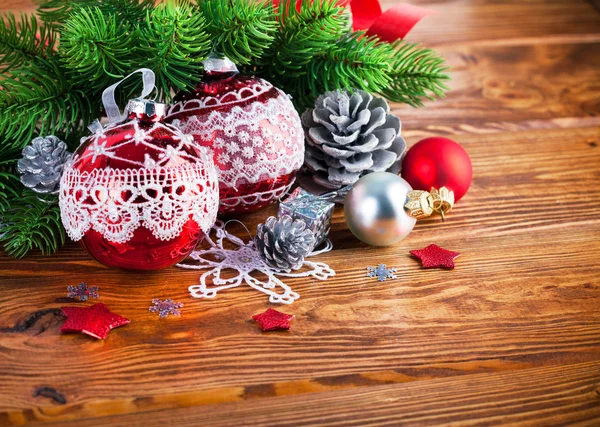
[37, 0, 152, 26]
[381, 42, 450, 107]
[0, 190, 65, 258]
[0, 168, 19, 213]
[284, 32, 394, 109]
[199, 0, 277, 66]
[0, 13, 57, 72]
[138, 1, 211, 100]
[262, 0, 350, 78]
[59, 7, 133, 92]
[0, 59, 97, 149]
[283, 35, 450, 109]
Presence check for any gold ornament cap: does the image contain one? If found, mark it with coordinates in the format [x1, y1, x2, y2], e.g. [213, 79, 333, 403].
[404, 190, 434, 219]
[404, 186, 454, 220]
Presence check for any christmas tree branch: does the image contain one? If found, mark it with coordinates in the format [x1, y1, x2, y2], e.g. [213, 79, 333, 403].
[37, 0, 152, 26]
[262, 0, 350, 79]
[59, 7, 133, 92]
[200, 0, 277, 66]
[138, 1, 211, 100]
[283, 32, 392, 108]
[381, 42, 450, 107]
[0, 13, 57, 72]
[0, 191, 65, 258]
[0, 60, 96, 148]
[0, 170, 19, 213]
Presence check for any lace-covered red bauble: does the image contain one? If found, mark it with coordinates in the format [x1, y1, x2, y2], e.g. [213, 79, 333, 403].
[167, 68, 304, 215]
[59, 100, 219, 270]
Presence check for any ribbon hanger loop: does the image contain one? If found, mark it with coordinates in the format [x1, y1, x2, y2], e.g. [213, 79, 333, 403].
[101, 68, 156, 124]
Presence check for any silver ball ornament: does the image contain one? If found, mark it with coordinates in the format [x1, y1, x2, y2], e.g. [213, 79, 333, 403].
[344, 172, 416, 246]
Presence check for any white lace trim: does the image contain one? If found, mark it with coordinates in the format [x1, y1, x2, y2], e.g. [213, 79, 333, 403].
[60, 163, 219, 243]
[60, 119, 219, 244]
[168, 79, 274, 110]
[178, 220, 335, 305]
[220, 182, 294, 209]
[168, 85, 305, 189]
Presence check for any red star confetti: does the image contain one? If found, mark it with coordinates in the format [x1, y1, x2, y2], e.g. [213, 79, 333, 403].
[60, 303, 130, 339]
[252, 308, 294, 332]
[410, 244, 461, 269]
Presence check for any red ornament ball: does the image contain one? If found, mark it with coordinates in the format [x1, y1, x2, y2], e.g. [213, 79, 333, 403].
[401, 137, 472, 202]
[59, 100, 219, 270]
[166, 65, 304, 216]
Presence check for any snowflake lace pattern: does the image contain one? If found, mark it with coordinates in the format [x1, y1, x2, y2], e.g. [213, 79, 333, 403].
[167, 79, 304, 208]
[177, 220, 335, 304]
[59, 120, 219, 243]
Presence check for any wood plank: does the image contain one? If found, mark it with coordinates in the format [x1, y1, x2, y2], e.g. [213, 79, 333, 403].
[393, 0, 600, 47]
[0, 126, 598, 425]
[1, 1, 599, 426]
[395, 42, 600, 137]
[42, 361, 600, 427]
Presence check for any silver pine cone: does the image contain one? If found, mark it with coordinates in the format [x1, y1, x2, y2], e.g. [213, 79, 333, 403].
[255, 215, 316, 271]
[17, 136, 72, 195]
[302, 89, 407, 190]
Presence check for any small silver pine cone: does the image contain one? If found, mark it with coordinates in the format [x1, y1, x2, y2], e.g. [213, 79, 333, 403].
[302, 89, 407, 190]
[17, 135, 72, 195]
[255, 215, 316, 271]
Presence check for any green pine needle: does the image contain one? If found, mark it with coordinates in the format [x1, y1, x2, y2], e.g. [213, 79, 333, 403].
[0, 191, 66, 258]
[0, 13, 57, 72]
[0, 169, 19, 213]
[138, 1, 212, 100]
[59, 7, 134, 92]
[262, 0, 350, 77]
[199, 0, 277, 66]
[382, 41, 450, 107]
[0, 59, 97, 149]
[37, 0, 153, 25]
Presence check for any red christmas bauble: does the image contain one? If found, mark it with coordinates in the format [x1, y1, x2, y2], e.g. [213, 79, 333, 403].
[166, 68, 304, 215]
[59, 100, 219, 270]
[401, 137, 472, 202]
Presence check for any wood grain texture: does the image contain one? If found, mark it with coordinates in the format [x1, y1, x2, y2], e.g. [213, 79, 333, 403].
[1, 0, 600, 426]
[43, 361, 600, 427]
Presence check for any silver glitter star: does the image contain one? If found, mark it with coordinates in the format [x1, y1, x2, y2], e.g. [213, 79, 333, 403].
[67, 282, 99, 301]
[367, 264, 397, 282]
[149, 299, 183, 318]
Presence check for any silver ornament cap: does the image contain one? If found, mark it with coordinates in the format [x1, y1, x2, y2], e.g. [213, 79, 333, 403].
[344, 172, 416, 246]
[125, 98, 167, 121]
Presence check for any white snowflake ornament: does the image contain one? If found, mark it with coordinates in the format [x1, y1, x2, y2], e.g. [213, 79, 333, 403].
[177, 221, 335, 304]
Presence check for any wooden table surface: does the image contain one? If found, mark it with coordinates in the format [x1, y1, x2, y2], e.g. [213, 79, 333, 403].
[1, 1, 600, 426]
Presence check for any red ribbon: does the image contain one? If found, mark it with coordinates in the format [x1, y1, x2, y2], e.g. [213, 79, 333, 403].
[351, 1, 435, 42]
[272, 1, 434, 42]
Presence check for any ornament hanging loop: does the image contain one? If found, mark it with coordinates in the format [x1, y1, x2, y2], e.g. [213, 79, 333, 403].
[102, 68, 156, 123]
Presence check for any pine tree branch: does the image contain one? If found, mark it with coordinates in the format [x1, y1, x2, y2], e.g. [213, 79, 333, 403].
[0, 59, 97, 149]
[261, 0, 350, 79]
[381, 42, 450, 107]
[280, 35, 450, 110]
[0, 190, 65, 258]
[199, 0, 277, 66]
[37, 0, 152, 26]
[279, 32, 393, 109]
[138, 1, 212, 101]
[59, 7, 134, 92]
[0, 169, 19, 213]
[0, 13, 57, 72]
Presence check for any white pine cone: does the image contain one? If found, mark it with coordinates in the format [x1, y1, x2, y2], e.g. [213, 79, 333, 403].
[18, 136, 72, 195]
[302, 89, 406, 190]
[255, 215, 316, 271]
